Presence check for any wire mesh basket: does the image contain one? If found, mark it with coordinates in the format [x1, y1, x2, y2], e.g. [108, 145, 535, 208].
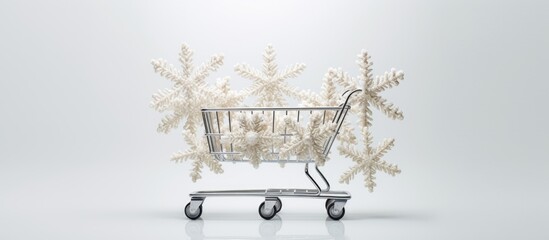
[185, 89, 362, 220]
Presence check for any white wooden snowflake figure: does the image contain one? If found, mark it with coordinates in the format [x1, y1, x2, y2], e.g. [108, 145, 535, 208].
[338, 127, 401, 192]
[332, 50, 405, 191]
[337, 50, 405, 128]
[172, 131, 224, 182]
[151, 44, 407, 192]
[235, 45, 305, 107]
[224, 113, 279, 168]
[280, 113, 337, 166]
[151, 43, 225, 134]
[151, 44, 244, 179]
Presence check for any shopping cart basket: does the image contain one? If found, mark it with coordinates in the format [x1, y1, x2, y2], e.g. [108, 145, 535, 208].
[185, 89, 362, 220]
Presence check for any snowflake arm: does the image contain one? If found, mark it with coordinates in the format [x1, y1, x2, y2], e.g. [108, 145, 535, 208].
[350, 50, 406, 127]
[151, 59, 183, 84]
[278, 64, 306, 82]
[157, 111, 184, 133]
[368, 93, 404, 120]
[234, 64, 264, 82]
[171, 130, 224, 182]
[211, 77, 246, 108]
[357, 50, 374, 90]
[299, 68, 341, 107]
[371, 68, 405, 93]
[178, 44, 194, 79]
[192, 55, 224, 84]
[333, 68, 358, 93]
[150, 88, 181, 112]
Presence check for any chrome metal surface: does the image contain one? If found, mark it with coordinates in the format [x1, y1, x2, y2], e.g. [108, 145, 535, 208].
[187, 90, 361, 220]
[190, 189, 351, 199]
[201, 106, 349, 112]
[201, 90, 361, 164]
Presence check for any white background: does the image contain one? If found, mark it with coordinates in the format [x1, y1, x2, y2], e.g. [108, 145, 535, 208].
[1, 0, 548, 239]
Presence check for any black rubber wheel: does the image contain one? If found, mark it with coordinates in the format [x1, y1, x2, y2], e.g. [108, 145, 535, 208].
[325, 199, 335, 209]
[326, 202, 345, 220]
[258, 202, 277, 220]
[185, 202, 203, 220]
[274, 197, 282, 213]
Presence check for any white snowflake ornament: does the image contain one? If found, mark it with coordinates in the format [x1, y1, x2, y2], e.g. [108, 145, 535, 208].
[171, 130, 224, 182]
[280, 113, 337, 166]
[151, 43, 225, 134]
[151, 45, 407, 191]
[225, 113, 279, 168]
[338, 127, 401, 192]
[235, 45, 305, 107]
[151, 44, 245, 180]
[337, 50, 405, 128]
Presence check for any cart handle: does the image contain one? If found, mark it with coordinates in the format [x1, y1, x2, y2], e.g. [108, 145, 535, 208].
[334, 89, 362, 123]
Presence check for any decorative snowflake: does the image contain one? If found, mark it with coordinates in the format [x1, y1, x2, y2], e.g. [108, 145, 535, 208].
[151, 44, 244, 179]
[327, 50, 406, 190]
[151, 45, 407, 191]
[300, 68, 357, 145]
[299, 68, 341, 107]
[212, 77, 246, 109]
[234, 45, 305, 107]
[172, 130, 224, 182]
[338, 127, 401, 192]
[224, 113, 279, 168]
[151, 43, 225, 134]
[337, 50, 405, 128]
[280, 113, 337, 166]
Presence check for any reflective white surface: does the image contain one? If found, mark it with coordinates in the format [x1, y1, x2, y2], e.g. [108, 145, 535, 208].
[1, 0, 549, 239]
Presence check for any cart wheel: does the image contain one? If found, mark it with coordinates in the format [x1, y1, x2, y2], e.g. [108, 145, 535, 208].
[185, 202, 203, 220]
[325, 199, 335, 209]
[274, 197, 282, 213]
[326, 202, 345, 220]
[258, 202, 277, 220]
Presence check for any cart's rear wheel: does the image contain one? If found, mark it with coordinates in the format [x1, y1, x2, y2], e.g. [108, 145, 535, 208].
[185, 202, 203, 220]
[274, 197, 282, 213]
[325, 199, 335, 209]
[258, 202, 277, 220]
[326, 202, 345, 220]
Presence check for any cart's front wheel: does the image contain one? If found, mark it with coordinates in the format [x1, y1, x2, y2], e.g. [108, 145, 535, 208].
[326, 202, 345, 220]
[258, 202, 277, 220]
[185, 202, 203, 220]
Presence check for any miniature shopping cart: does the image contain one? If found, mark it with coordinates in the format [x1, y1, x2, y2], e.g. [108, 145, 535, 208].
[184, 89, 362, 220]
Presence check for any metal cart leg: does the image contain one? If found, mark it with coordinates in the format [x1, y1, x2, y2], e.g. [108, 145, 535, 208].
[305, 163, 331, 194]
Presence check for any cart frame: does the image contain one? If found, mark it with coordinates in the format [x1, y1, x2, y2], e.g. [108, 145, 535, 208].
[185, 89, 362, 220]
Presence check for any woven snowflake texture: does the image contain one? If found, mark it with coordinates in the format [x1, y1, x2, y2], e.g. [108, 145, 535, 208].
[151, 44, 406, 191]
